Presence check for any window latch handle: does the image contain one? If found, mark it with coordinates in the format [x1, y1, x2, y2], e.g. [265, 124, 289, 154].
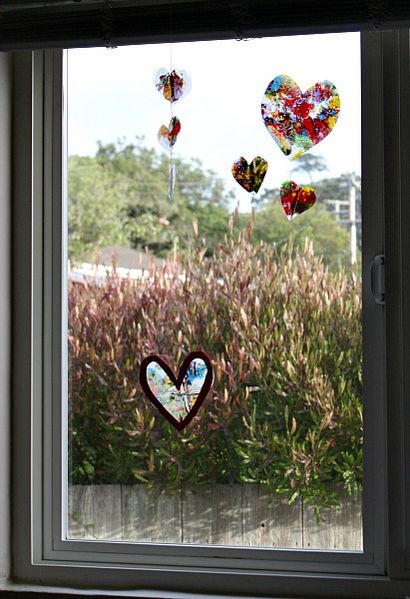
[370, 254, 385, 305]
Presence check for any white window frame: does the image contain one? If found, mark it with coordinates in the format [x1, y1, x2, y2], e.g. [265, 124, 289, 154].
[10, 29, 410, 597]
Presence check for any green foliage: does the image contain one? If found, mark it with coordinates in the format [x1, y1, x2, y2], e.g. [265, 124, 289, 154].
[290, 153, 328, 182]
[68, 140, 233, 261]
[243, 202, 351, 269]
[68, 141, 355, 268]
[69, 225, 362, 511]
[68, 155, 129, 260]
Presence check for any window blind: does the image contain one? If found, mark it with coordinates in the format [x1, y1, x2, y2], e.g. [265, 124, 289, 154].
[0, 0, 408, 50]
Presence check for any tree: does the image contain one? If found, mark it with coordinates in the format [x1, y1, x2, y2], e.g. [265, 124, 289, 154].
[290, 153, 328, 183]
[68, 155, 128, 261]
[68, 140, 233, 261]
[68, 140, 355, 268]
[313, 173, 362, 252]
[246, 199, 351, 269]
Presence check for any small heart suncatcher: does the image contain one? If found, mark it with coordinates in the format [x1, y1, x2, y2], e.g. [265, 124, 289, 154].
[231, 156, 268, 193]
[155, 68, 191, 103]
[139, 351, 214, 431]
[158, 116, 181, 150]
[280, 180, 316, 220]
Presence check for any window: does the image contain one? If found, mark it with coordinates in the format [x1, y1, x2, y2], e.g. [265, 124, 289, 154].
[10, 27, 410, 599]
[66, 33, 364, 552]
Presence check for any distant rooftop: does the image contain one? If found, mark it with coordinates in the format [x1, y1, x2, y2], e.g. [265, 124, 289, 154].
[94, 246, 164, 270]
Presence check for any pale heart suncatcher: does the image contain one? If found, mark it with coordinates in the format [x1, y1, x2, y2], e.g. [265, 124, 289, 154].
[155, 68, 191, 103]
[261, 75, 340, 160]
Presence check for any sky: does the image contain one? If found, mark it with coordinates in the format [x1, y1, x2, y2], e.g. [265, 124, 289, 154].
[67, 32, 361, 211]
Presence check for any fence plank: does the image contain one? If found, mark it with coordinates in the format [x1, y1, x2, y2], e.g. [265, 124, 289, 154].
[68, 485, 92, 539]
[68, 484, 123, 540]
[210, 485, 243, 546]
[242, 485, 303, 548]
[182, 487, 213, 544]
[302, 492, 363, 550]
[183, 485, 243, 545]
[122, 485, 182, 543]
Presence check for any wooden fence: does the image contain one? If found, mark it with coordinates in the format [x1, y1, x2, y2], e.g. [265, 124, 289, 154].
[68, 484, 362, 550]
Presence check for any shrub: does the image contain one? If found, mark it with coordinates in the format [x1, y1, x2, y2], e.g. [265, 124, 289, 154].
[68, 223, 362, 512]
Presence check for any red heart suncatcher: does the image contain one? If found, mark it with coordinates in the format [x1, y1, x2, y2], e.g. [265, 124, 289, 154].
[261, 75, 340, 160]
[158, 116, 181, 150]
[139, 351, 214, 431]
[280, 181, 316, 220]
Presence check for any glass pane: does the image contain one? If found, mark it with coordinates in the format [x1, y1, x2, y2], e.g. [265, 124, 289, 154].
[67, 32, 363, 549]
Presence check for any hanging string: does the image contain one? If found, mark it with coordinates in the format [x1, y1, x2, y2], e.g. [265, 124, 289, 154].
[155, 3, 189, 202]
[169, 35, 174, 73]
[168, 157, 176, 202]
[168, 7, 176, 201]
[101, 0, 117, 49]
[228, 0, 255, 41]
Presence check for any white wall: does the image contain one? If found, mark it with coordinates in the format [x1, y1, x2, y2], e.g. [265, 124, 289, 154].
[0, 52, 12, 581]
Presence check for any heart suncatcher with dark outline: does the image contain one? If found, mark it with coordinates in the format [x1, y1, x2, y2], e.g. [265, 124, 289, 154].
[139, 351, 214, 431]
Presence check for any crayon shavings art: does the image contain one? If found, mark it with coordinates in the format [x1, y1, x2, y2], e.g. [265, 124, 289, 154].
[146, 358, 209, 423]
[155, 68, 191, 103]
[231, 156, 268, 194]
[280, 180, 316, 220]
[158, 116, 181, 150]
[261, 75, 340, 160]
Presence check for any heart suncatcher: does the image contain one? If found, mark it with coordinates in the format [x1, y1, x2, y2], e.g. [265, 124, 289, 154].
[231, 156, 268, 193]
[139, 351, 214, 431]
[280, 180, 316, 220]
[158, 116, 181, 150]
[261, 75, 340, 160]
[155, 68, 191, 103]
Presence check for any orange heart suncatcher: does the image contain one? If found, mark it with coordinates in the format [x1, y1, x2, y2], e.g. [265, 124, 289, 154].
[231, 156, 268, 193]
[139, 351, 214, 431]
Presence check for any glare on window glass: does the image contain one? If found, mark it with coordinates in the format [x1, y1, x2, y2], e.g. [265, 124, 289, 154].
[67, 32, 363, 549]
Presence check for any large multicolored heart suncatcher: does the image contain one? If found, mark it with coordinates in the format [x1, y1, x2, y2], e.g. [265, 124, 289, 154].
[139, 351, 214, 431]
[261, 75, 340, 160]
[231, 156, 268, 194]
